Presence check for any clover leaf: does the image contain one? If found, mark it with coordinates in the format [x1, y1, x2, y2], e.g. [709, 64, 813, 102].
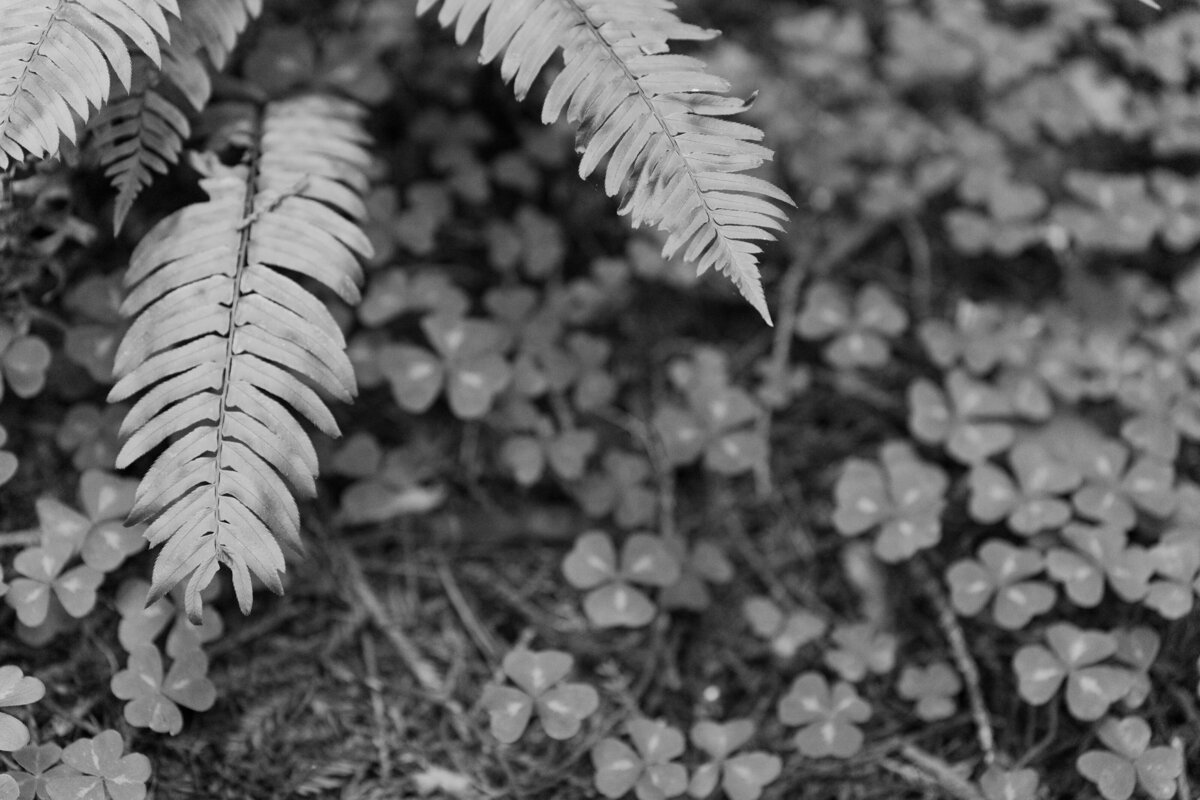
[1053, 172, 1165, 253]
[497, 402, 597, 486]
[1013, 623, 1134, 721]
[833, 441, 947, 562]
[918, 301, 1044, 374]
[330, 437, 448, 526]
[0, 775, 17, 800]
[480, 648, 599, 743]
[44, 730, 150, 800]
[659, 541, 733, 612]
[110, 645, 216, 735]
[1143, 531, 1200, 619]
[777, 672, 871, 758]
[795, 281, 908, 368]
[978, 766, 1040, 800]
[591, 718, 688, 800]
[1045, 523, 1150, 608]
[908, 371, 1015, 464]
[4, 544, 103, 627]
[897, 662, 962, 721]
[687, 720, 781, 800]
[36, 471, 144, 572]
[1113, 627, 1160, 709]
[575, 451, 658, 530]
[653, 387, 766, 476]
[742, 596, 828, 659]
[114, 579, 175, 652]
[378, 314, 512, 419]
[0, 424, 16, 488]
[0, 325, 52, 401]
[1077, 716, 1183, 800]
[7, 743, 75, 800]
[0, 666, 45, 751]
[1069, 440, 1175, 531]
[967, 442, 1081, 535]
[563, 531, 681, 628]
[55, 403, 125, 471]
[946, 539, 1056, 630]
[824, 623, 897, 682]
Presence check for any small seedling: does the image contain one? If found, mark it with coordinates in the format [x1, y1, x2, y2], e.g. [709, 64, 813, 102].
[591, 718, 688, 800]
[377, 313, 512, 419]
[824, 622, 897, 682]
[1076, 716, 1182, 800]
[562, 531, 681, 628]
[967, 442, 1081, 535]
[908, 371, 1015, 464]
[777, 672, 872, 759]
[946, 539, 1056, 629]
[742, 597, 827, 659]
[795, 281, 908, 368]
[896, 662, 962, 721]
[0, 666, 45, 751]
[832, 441, 948, 562]
[688, 720, 781, 800]
[1013, 623, 1135, 721]
[110, 645, 217, 735]
[479, 648, 599, 743]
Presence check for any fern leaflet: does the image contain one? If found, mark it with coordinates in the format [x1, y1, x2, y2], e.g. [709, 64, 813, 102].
[0, 0, 179, 170]
[109, 94, 372, 620]
[87, 0, 262, 230]
[418, 0, 792, 323]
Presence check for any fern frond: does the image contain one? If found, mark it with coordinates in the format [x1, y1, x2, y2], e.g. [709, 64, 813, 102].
[418, 0, 792, 323]
[0, 0, 180, 170]
[109, 94, 372, 620]
[88, 0, 262, 230]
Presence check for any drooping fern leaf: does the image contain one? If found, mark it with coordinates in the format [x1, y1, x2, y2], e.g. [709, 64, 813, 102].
[0, 0, 180, 170]
[88, 0, 262, 231]
[418, 0, 792, 323]
[108, 93, 372, 620]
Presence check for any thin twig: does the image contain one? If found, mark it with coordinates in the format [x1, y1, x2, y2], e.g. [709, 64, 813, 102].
[912, 558, 997, 767]
[437, 559, 499, 665]
[899, 743, 986, 800]
[0, 529, 39, 548]
[901, 215, 933, 320]
[361, 633, 392, 780]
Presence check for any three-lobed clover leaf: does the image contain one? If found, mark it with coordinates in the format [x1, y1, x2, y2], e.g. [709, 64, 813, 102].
[0, 666, 45, 751]
[1013, 623, 1134, 721]
[795, 281, 908, 368]
[36, 471, 145, 572]
[832, 441, 948, 562]
[896, 662, 962, 721]
[6, 743, 74, 800]
[563, 532, 681, 628]
[479, 648, 599, 743]
[909, 371, 1015, 464]
[777, 672, 872, 759]
[575, 450, 659, 530]
[967, 442, 1081, 535]
[742, 597, 827, 659]
[659, 541, 734, 612]
[44, 730, 151, 800]
[978, 766, 1040, 800]
[918, 301, 1044, 375]
[55, 403, 126, 471]
[653, 388, 766, 477]
[946, 539, 1056, 630]
[1076, 716, 1183, 800]
[824, 623, 897, 682]
[1143, 530, 1200, 619]
[4, 543, 103, 627]
[591, 718, 688, 800]
[687, 720, 781, 800]
[110, 645, 216, 736]
[378, 314, 512, 419]
[1045, 523, 1150, 608]
[1069, 440, 1176, 531]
